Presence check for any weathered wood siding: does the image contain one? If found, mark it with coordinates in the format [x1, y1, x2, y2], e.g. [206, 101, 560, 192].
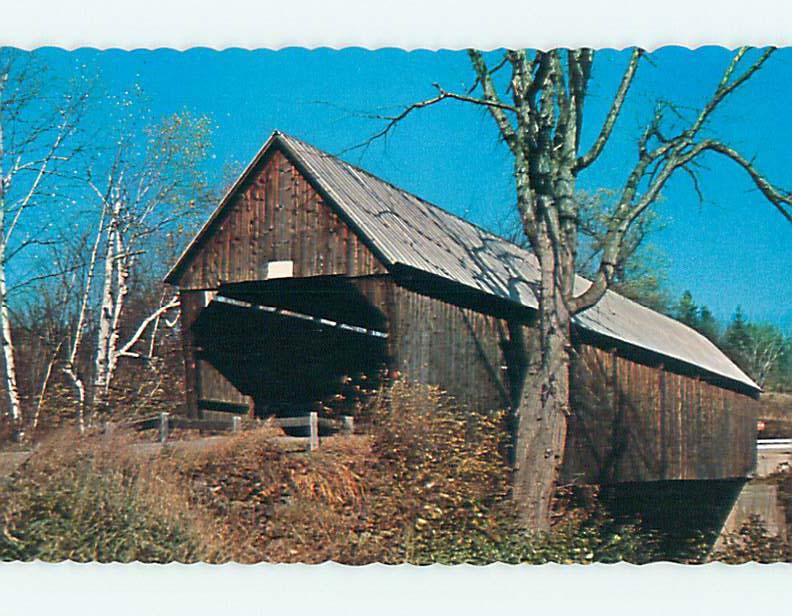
[179, 289, 250, 416]
[563, 345, 758, 484]
[176, 148, 385, 290]
[385, 283, 513, 414]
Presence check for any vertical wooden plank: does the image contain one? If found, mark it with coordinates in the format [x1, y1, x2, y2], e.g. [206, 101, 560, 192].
[299, 174, 310, 276]
[266, 155, 276, 266]
[179, 291, 202, 418]
[658, 365, 666, 477]
[159, 412, 170, 444]
[344, 224, 353, 274]
[309, 411, 319, 451]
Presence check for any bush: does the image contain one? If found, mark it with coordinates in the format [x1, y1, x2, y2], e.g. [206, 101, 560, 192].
[712, 515, 792, 563]
[333, 380, 662, 564]
[352, 380, 512, 564]
[413, 499, 666, 565]
[0, 431, 218, 562]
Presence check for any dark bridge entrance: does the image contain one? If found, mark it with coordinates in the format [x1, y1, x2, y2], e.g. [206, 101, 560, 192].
[191, 276, 389, 417]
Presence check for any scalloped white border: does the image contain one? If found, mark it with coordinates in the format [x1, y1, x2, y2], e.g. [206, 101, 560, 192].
[1, 560, 792, 614]
[2, 0, 792, 612]
[0, 0, 791, 49]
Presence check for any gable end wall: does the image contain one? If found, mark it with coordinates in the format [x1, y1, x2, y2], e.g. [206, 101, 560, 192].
[176, 147, 386, 290]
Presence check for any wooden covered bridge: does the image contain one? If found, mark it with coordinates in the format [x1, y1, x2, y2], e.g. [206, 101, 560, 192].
[165, 131, 761, 536]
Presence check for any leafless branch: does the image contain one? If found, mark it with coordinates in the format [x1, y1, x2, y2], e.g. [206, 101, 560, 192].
[343, 80, 517, 155]
[576, 48, 643, 171]
[116, 295, 180, 359]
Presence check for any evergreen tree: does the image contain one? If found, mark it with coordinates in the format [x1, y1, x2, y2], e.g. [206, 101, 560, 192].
[674, 291, 700, 328]
[697, 306, 721, 342]
[723, 307, 752, 366]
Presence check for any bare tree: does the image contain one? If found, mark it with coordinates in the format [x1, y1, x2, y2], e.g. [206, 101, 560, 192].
[0, 51, 86, 436]
[79, 111, 212, 421]
[367, 47, 792, 529]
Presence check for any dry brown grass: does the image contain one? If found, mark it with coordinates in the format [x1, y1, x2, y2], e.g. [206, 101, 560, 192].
[150, 417, 374, 563]
[760, 393, 792, 419]
[0, 428, 227, 562]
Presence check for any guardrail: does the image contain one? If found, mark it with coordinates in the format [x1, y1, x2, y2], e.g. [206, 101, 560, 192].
[105, 411, 354, 452]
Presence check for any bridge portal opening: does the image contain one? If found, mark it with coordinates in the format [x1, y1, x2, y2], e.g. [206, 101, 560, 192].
[191, 276, 389, 419]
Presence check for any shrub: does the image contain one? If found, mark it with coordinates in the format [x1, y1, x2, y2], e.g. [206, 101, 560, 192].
[343, 380, 663, 564]
[350, 380, 511, 564]
[712, 515, 792, 563]
[0, 431, 218, 562]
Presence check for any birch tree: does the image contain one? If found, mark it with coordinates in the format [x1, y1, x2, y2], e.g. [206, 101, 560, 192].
[371, 47, 792, 529]
[82, 111, 212, 419]
[0, 51, 86, 436]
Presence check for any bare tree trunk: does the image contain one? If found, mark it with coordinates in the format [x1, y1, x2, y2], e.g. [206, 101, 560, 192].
[93, 199, 119, 412]
[103, 228, 129, 399]
[64, 207, 107, 433]
[0, 267, 22, 428]
[0, 205, 23, 431]
[32, 341, 62, 431]
[510, 229, 573, 530]
[0, 78, 22, 433]
[369, 46, 792, 531]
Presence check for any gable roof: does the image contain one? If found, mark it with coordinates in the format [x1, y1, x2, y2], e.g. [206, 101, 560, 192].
[166, 131, 760, 394]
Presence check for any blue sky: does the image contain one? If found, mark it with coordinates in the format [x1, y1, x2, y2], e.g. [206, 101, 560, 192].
[35, 46, 792, 329]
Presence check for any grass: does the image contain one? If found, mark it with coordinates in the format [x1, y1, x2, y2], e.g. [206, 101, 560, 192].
[0, 430, 224, 562]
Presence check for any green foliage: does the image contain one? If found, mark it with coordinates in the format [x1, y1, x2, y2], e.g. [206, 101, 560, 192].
[674, 290, 700, 327]
[407, 502, 664, 565]
[0, 433, 214, 562]
[722, 307, 752, 359]
[712, 515, 792, 563]
[672, 291, 720, 341]
[697, 306, 721, 343]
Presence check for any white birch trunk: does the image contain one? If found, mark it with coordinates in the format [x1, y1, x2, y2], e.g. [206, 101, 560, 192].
[93, 198, 119, 410]
[103, 225, 129, 398]
[65, 207, 106, 433]
[0, 226, 22, 428]
[0, 82, 22, 431]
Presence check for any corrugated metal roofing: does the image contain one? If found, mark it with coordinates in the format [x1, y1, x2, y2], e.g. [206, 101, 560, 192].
[167, 130, 760, 393]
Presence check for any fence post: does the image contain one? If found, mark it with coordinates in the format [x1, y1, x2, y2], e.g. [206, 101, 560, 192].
[342, 415, 354, 435]
[308, 411, 319, 452]
[232, 415, 242, 433]
[159, 412, 169, 444]
[103, 421, 115, 442]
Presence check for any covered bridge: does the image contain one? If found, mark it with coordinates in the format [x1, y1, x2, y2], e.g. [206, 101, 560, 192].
[166, 131, 760, 533]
